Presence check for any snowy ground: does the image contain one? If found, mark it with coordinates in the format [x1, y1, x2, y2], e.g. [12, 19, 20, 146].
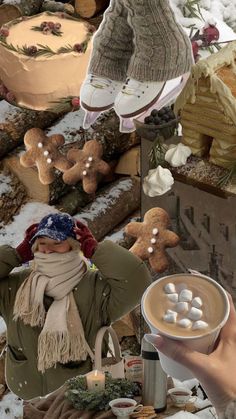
[0, 1, 235, 417]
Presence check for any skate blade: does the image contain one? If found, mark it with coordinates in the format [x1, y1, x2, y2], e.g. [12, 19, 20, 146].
[119, 117, 136, 133]
[83, 110, 102, 129]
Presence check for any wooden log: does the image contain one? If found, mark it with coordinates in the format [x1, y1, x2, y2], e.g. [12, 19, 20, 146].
[0, 101, 63, 159]
[0, 0, 43, 23]
[75, 0, 109, 18]
[0, 167, 27, 225]
[77, 176, 140, 240]
[41, 1, 75, 14]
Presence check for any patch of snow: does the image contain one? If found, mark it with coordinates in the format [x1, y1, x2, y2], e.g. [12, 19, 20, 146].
[0, 202, 58, 247]
[0, 174, 12, 196]
[0, 392, 23, 419]
[46, 108, 88, 144]
[0, 317, 6, 335]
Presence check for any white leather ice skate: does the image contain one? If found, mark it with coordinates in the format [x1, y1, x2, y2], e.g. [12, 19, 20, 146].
[114, 78, 166, 118]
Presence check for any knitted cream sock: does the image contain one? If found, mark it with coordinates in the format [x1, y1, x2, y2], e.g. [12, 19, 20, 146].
[88, 0, 134, 82]
[124, 0, 193, 81]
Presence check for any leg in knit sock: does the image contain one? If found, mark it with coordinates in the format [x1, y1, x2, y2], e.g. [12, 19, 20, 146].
[88, 0, 134, 82]
[124, 0, 193, 82]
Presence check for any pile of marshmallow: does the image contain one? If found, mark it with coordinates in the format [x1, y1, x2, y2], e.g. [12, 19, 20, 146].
[163, 283, 208, 331]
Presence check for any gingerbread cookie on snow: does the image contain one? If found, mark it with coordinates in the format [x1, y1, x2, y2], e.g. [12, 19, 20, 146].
[63, 139, 111, 194]
[20, 128, 72, 185]
[125, 207, 180, 273]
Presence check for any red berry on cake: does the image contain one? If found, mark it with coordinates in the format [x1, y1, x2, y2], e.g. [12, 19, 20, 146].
[203, 20, 220, 45]
[71, 97, 80, 109]
[6, 91, 15, 103]
[0, 27, 9, 38]
[73, 43, 83, 52]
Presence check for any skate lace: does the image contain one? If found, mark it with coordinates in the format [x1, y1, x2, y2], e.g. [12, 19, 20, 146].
[121, 78, 144, 97]
[90, 76, 114, 89]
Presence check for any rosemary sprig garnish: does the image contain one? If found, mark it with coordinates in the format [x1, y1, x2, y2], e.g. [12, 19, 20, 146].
[216, 164, 236, 188]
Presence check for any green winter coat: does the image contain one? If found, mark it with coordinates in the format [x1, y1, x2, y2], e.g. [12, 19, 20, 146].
[0, 240, 151, 400]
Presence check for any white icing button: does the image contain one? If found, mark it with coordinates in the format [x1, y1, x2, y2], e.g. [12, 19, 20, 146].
[43, 150, 49, 156]
[151, 238, 156, 244]
[152, 228, 159, 235]
[148, 247, 154, 254]
[82, 170, 87, 176]
[46, 158, 52, 164]
[192, 297, 203, 308]
[178, 318, 192, 328]
[38, 142, 43, 148]
[164, 283, 176, 294]
[163, 310, 177, 323]
[167, 293, 178, 303]
[192, 320, 208, 330]
[188, 307, 203, 321]
[85, 163, 90, 168]
[175, 302, 189, 313]
[88, 156, 93, 162]
[179, 289, 193, 303]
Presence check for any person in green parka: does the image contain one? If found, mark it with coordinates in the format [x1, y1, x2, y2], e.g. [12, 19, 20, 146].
[0, 212, 151, 400]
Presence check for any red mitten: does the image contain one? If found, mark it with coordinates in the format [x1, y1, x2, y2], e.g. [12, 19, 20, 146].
[16, 223, 39, 263]
[74, 220, 98, 259]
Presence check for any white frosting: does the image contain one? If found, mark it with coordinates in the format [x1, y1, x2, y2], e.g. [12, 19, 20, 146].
[88, 156, 93, 162]
[167, 293, 179, 303]
[175, 302, 189, 313]
[0, 12, 92, 111]
[85, 163, 91, 168]
[177, 318, 192, 328]
[148, 247, 154, 254]
[164, 283, 176, 294]
[152, 228, 159, 235]
[192, 320, 208, 330]
[82, 170, 87, 176]
[192, 297, 203, 308]
[179, 289, 193, 302]
[188, 307, 203, 321]
[151, 238, 156, 244]
[163, 310, 177, 323]
[43, 150, 49, 156]
[165, 143, 192, 167]
[46, 158, 52, 164]
[143, 166, 174, 197]
[38, 142, 43, 148]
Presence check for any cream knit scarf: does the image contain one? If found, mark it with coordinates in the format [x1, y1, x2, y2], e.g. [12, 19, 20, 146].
[13, 251, 94, 373]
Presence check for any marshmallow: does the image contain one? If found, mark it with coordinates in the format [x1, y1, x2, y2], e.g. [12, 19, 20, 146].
[178, 318, 192, 328]
[82, 170, 87, 176]
[148, 247, 154, 254]
[167, 293, 179, 303]
[46, 158, 52, 164]
[192, 320, 208, 330]
[188, 307, 203, 321]
[151, 238, 157, 244]
[88, 156, 93, 162]
[192, 297, 203, 308]
[164, 283, 176, 294]
[43, 150, 49, 156]
[163, 310, 177, 323]
[179, 289, 193, 303]
[175, 302, 189, 313]
[38, 142, 43, 148]
[152, 228, 159, 235]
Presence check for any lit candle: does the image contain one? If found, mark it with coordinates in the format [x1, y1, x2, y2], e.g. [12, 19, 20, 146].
[86, 370, 105, 392]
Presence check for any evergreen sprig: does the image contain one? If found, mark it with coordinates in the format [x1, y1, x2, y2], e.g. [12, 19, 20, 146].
[182, 0, 205, 22]
[31, 26, 63, 37]
[148, 135, 168, 169]
[216, 164, 236, 188]
[46, 96, 76, 113]
[65, 373, 140, 412]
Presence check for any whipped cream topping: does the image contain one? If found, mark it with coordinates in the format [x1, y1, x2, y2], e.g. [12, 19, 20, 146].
[143, 166, 174, 197]
[162, 283, 209, 331]
[165, 143, 192, 167]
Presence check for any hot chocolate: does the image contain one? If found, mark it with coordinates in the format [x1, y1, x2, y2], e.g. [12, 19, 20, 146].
[144, 274, 227, 337]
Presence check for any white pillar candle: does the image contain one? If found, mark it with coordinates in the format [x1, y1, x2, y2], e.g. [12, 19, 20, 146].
[86, 370, 105, 392]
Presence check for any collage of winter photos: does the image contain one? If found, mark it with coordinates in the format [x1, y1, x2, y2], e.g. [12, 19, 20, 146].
[0, 0, 236, 418]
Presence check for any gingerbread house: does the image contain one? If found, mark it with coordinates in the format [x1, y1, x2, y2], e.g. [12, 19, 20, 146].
[175, 41, 236, 168]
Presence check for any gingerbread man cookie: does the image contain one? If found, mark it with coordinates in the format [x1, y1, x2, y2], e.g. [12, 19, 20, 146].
[125, 207, 180, 273]
[63, 139, 111, 194]
[20, 128, 72, 185]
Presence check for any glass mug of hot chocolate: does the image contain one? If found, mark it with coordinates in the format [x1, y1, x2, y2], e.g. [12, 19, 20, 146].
[141, 273, 230, 380]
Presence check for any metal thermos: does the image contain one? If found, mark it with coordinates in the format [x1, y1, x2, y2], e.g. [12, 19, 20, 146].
[141, 337, 167, 412]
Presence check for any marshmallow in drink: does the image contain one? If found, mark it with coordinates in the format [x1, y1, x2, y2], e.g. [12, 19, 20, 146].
[192, 297, 203, 308]
[192, 320, 208, 330]
[177, 318, 192, 328]
[179, 289, 193, 302]
[164, 283, 176, 294]
[188, 307, 203, 321]
[175, 302, 189, 313]
[163, 310, 177, 323]
[167, 293, 178, 303]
